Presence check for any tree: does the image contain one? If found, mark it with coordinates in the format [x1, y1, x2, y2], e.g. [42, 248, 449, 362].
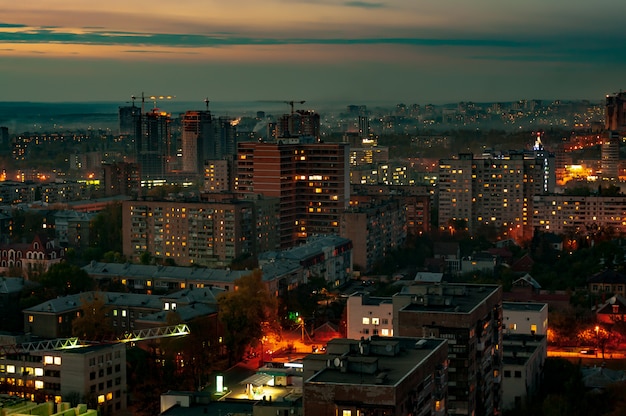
[90, 203, 123, 254]
[218, 269, 279, 365]
[72, 293, 114, 341]
[37, 262, 94, 297]
[140, 251, 152, 265]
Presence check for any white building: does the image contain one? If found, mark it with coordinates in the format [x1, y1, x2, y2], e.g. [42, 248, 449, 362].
[0, 342, 127, 413]
[503, 301, 548, 336]
[346, 292, 394, 340]
[501, 302, 548, 411]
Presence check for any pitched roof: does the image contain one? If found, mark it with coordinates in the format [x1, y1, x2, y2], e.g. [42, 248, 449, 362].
[587, 269, 626, 284]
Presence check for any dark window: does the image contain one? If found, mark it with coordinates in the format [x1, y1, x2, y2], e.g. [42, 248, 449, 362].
[514, 371, 522, 378]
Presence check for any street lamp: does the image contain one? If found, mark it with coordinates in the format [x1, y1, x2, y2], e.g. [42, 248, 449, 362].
[298, 317, 304, 342]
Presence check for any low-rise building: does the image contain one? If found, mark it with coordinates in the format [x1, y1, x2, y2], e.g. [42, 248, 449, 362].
[258, 234, 353, 288]
[0, 234, 64, 278]
[0, 341, 127, 413]
[587, 269, 626, 296]
[23, 287, 224, 339]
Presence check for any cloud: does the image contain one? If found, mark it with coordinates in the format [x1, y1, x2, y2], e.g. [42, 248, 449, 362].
[343, 1, 386, 8]
[0, 25, 529, 49]
[0, 23, 26, 28]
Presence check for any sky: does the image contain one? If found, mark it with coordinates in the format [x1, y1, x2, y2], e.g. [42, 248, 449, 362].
[1, 0, 626, 105]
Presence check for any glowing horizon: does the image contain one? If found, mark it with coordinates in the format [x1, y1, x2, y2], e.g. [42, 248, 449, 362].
[1, 0, 625, 103]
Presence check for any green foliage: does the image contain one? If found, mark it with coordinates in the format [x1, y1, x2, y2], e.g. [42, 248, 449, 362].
[217, 269, 279, 364]
[10, 209, 53, 243]
[37, 262, 94, 297]
[90, 203, 123, 254]
[279, 277, 327, 323]
[140, 251, 152, 265]
[71, 293, 114, 341]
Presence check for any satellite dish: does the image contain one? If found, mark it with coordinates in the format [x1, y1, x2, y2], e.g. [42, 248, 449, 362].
[333, 357, 341, 368]
[385, 344, 393, 353]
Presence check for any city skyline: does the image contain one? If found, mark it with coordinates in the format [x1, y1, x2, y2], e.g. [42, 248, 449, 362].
[1, 1, 625, 104]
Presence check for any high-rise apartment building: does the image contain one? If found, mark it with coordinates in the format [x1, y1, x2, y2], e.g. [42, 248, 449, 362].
[235, 141, 349, 248]
[122, 199, 278, 267]
[203, 158, 233, 193]
[605, 91, 626, 132]
[136, 108, 172, 181]
[532, 194, 626, 236]
[118, 104, 141, 136]
[303, 337, 448, 416]
[102, 162, 140, 197]
[393, 283, 503, 416]
[341, 196, 406, 272]
[275, 110, 320, 140]
[438, 150, 555, 241]
[181, 110, 213, 174]
[601, 131, 620, 180]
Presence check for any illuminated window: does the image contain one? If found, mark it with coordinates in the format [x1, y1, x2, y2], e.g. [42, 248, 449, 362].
[35, 368, 43, 376]
[362, 317, 370, 325]
[530, 324, 537, 333]
[35, 380, 44, 389]
[98, 395, 105, 404]
[372, 318, 380, 325]
[381, 329, 390, 336]
[28, 315, 34, 323]
[44, 356, 54, 365]
[121, 310, 127, 317]
[54, 357, 61, 365]
[6, 365, 15, 373]
[342, 411, 352, 416]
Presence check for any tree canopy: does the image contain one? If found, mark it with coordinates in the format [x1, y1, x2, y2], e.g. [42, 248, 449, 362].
[217, 269, 279, 364]
[71, 293, 114, 341]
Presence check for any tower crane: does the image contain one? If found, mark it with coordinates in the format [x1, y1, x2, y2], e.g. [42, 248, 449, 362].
[130, 92, 175, 113]
[257, 100, 306, 114]
[285, 100, 306, 114]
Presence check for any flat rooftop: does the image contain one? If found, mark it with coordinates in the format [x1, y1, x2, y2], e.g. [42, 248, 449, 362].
[306, 337, 446, 386]
[397, 284, 500, 314]
[503, 301, 547, 312]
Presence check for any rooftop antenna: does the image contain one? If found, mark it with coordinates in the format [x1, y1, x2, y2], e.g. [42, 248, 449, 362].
[204, 97, 210, 111]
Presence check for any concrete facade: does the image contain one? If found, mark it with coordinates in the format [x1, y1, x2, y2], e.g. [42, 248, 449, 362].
[346, 292, 394, 341]
[394, 283, 503, 416]
[303, 337, 448, 416]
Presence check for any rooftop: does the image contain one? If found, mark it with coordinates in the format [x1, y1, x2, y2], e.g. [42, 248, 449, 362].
[503, 301, 547, 312]
[305, 337, 446, 386]
[396, 283, 501, 314]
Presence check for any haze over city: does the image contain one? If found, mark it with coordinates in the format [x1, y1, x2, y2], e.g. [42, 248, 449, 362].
[1, 0, 626, 103]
